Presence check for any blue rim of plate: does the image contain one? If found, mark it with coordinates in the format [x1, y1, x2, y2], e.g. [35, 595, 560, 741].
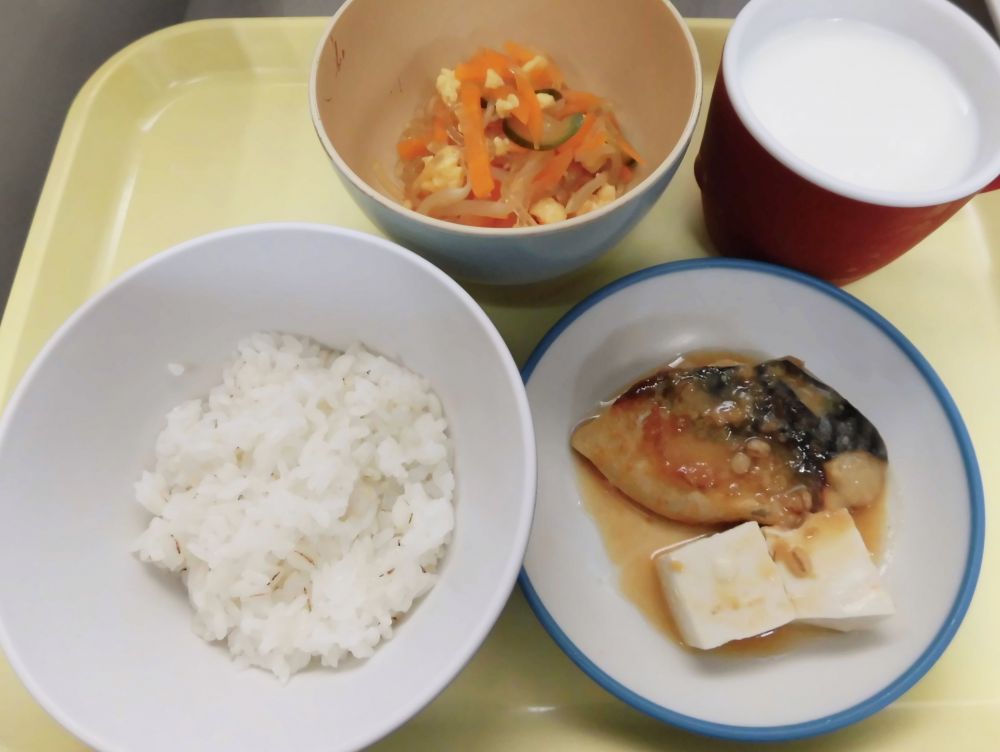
[517, 257, 985, 742]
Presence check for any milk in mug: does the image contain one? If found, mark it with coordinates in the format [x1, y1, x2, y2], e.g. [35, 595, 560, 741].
[740, 18, 979, 195]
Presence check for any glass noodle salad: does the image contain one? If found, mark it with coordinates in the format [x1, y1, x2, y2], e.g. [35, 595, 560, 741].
[380, 42, 643, 228]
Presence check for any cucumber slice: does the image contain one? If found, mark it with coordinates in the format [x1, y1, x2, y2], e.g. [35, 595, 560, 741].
[503, 112, 583, 150]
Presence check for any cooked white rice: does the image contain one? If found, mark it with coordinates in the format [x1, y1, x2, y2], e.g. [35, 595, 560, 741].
[133, 333, 454, 681]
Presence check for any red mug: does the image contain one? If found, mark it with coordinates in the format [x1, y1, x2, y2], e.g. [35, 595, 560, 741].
[694, 0, 1000, 286]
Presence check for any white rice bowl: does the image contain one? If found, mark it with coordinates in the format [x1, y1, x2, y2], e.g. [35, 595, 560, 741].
[134, 333, 455, 681]
[0, 223, 535, 752]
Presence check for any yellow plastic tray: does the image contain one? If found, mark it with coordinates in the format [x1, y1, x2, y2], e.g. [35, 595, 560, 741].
[2, 18, 999, 752]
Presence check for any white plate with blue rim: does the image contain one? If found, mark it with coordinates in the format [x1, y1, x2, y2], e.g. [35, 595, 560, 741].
[519, 258, 983, 741]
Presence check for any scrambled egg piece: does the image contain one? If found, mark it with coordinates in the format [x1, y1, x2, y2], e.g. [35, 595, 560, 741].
[495, 93, 520, 118]
[576, 184, 618, 215]
[484, 68, 505, 90]
[530, 197, 567, 225]
[536, 92, 557, 110]
[415, 146, 465, 193]
[523, 55, 548, 73]
[435, 68, 460, 106]
[492, 136, 512, 157]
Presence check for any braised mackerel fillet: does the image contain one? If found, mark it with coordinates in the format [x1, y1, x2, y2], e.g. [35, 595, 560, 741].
[572, 359, 887, 527]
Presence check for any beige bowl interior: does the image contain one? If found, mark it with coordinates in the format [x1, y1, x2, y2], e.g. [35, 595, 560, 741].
[313, 0, 699, 202]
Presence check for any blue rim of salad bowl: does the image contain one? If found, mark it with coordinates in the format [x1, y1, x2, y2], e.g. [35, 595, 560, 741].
[517, 257, 985, 742]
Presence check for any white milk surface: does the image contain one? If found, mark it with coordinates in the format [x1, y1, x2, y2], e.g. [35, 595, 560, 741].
[740, 18, 978, 194]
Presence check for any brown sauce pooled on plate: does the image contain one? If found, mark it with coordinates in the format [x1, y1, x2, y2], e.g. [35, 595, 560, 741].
[575, 350, 888, 655]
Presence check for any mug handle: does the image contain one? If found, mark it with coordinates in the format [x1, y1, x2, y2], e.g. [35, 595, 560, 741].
[983, 175, 1000, 193]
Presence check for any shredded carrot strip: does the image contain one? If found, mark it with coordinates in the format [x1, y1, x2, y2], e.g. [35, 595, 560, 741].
[617, 134, 644, 166]
[509, 81, 532, 126]
[487, 84, 517, 103]
[454, 63, 482, 84]
[432, 97, 451, 117]
[474, 49, 514, 75]
[512, 68, 543, 146]
[393, 42, 641, 227]
[509, 107, 530, 127]
[545, 60, 566, 88]
[522, 57, 564, 89]
[457, 49, 514, 84]
[432, 119, 448, 145]
[533, 148, 576, 192]
[560, 90, 602, 115]
[607, 111, 645, 165]
[503, 40, 537, 65]
[527, 66, 555, 89]
[458, 82, 494, 199]
[396, 136, 430, 160]
[579, 125, 607, 154]
[430, 98, 452, 144]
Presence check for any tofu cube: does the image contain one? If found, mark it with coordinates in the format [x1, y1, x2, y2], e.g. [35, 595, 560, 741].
[654, 521, 795, 650]
[763, 509, 894, 631]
